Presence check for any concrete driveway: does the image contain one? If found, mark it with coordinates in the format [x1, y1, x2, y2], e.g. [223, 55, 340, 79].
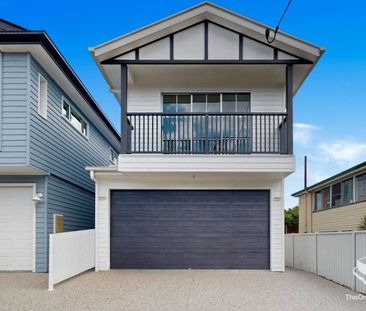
[0, 268, 364, 311]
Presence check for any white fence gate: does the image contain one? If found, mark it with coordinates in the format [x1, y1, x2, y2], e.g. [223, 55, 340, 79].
[285, 231, 366, 294]
[49, 229, 95, 290]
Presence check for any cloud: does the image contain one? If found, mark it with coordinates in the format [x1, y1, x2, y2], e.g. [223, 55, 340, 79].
[294, 123, 320, 130]
[319, 140, 366, 162]
[293, 123, 320, 147]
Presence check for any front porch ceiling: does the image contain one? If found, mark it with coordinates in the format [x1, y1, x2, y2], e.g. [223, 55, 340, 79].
[102, 63, 307, 103]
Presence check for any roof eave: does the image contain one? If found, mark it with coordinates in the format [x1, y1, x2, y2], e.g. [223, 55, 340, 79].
[292, 161, 366, 197]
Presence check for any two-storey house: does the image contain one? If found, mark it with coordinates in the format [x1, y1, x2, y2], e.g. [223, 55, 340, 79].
[87, 2, 324, 271]
[0, 20, 120, 272]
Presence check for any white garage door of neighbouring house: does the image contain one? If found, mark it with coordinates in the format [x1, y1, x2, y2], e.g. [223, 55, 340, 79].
[0, 186, 34, 271]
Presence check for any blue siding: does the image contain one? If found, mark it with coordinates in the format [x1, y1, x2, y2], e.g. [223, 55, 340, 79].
[44, 174, 94, 270]
[28, 56, 116, 192]
[0, 53, 29, 165]
[47, 174, 94, 233]
[0, 176, 48, 273]
[0, 52, 117, 272]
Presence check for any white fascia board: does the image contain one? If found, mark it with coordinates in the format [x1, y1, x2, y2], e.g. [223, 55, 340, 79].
[117, 154, 295, 176]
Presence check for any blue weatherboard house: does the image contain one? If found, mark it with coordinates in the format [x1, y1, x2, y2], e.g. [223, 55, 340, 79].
[0, 19, 119, 272]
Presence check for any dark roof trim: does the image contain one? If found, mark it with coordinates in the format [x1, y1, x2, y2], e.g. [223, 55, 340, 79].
[102, 59, 311, 65]
[0, 31, 120, 140]
[292, 160, 366, 197]
[0, 18, 28, 32]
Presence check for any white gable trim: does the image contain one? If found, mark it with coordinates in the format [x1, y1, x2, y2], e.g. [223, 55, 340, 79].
[90, 2, 323, 63]
[108, 21, 307, 64]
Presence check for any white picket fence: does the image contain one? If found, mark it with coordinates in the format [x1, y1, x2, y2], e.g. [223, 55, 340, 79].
[49, 229, 95, 290]
[285, 231, 366, 294]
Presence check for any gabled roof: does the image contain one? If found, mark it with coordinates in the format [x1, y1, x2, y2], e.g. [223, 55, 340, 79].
[0, 19, 120, 145]
[0, 19, 28, 32]
[90, 1, 324, 62]
[292, 161, 366, 197]
[89, 1, 325, 103]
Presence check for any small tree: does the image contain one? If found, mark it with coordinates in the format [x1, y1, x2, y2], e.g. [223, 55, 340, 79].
[359, 215, 366, 230]
[284, 206, 299, 227]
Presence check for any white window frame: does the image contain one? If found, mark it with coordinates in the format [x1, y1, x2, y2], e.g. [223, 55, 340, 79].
[110, 149, 118, 164]
[61, 96, 89, 138]
[38, 74, 48, 119]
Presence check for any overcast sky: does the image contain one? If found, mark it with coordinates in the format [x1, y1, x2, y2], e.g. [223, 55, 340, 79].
[2, 0, 366, 208]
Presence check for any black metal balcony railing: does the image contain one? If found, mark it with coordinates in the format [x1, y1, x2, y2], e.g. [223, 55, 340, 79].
[126, 112, 289, 154]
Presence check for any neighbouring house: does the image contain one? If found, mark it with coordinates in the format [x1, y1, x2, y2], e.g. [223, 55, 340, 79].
[0, 20, 120, 272]
[293, 161, 366, 233]
[87, 2, 324, 272]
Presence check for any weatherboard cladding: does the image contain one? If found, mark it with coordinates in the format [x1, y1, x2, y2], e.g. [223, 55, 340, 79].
[0, 29, 119, 140]
[0, 53, 28, 165]
[45, 174, 94, 269]
[0, 175, 47, 272]
[0, 51, 117, 272]
[28, 55, 116, 192]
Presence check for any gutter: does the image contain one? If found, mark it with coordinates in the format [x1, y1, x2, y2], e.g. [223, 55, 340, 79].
[292, 161, 366, 197]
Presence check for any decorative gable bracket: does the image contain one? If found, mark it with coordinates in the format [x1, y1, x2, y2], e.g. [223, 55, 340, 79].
[102, 21, 312, 65]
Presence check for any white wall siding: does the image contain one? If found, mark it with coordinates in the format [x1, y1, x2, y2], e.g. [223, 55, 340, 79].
[243, 37, 274, 60]
[208, 23, 239, 60]
[127, 83, 285, 113]
[139, 37, 170, 60]
[93, 172, 285, 272]
[113, 21, 299, 63]
[118, 154, 295, 173]
[174, 24, 205, 60]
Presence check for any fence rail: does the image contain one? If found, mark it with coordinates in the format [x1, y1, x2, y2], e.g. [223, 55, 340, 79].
[127, 112, 288, 154]
[285, 232, 366, 294]
[49, 229, 95, 290]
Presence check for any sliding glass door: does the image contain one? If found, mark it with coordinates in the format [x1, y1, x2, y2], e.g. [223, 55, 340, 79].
[162, 93, 251, 153]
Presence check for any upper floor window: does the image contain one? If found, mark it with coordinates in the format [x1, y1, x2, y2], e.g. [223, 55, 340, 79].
[356, 173, 366, 202]
[38, 74, 48, 119]
[62, 98, 88, 137]
[110, 149, 118, 165]
[314, 177, 356, 211]
[342, 178, 353, 205]
[162, 93, 251, 113]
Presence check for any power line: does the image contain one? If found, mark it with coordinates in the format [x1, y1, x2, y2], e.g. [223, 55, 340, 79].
[265, 0, 293, 44]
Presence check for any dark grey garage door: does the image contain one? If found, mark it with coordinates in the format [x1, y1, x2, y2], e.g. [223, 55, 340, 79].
[110, 190, 270, 269]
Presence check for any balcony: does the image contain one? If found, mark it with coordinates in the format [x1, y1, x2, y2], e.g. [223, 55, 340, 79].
[126, 112, 289, 155]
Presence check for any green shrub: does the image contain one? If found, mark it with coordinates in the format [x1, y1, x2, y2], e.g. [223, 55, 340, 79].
[359, 215, 366, 230]
[285, 206, 299, 226]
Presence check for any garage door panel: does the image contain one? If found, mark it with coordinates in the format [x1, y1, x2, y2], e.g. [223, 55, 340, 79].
[0, 186, 33, 271]
[111, 190, 269, 269]
[112, 251, 269, 269]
